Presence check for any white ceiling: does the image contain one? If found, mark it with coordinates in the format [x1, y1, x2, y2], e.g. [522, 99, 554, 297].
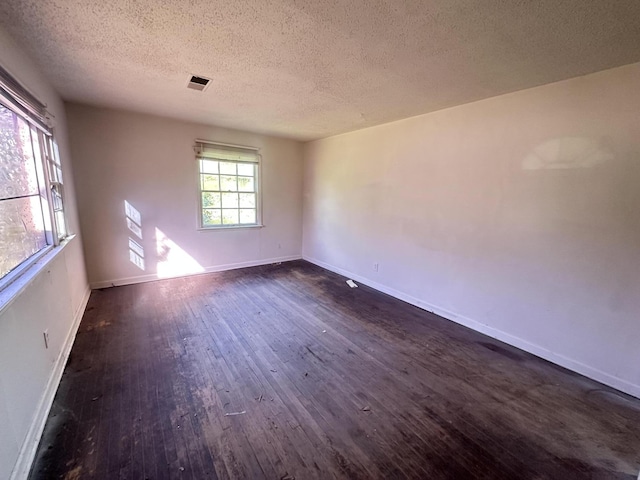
[1, 1, 639, 141]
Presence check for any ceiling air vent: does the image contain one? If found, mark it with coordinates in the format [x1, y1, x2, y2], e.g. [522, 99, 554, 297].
[187, 75, 211, 92]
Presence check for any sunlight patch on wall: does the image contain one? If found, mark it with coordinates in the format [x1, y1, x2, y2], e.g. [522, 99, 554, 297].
[125, 200, 145, 270]
[522, 137, 613, 170]
[128, 238, 145, 270]
[155, 227, 203, 278]
[125, 200, 143, 239]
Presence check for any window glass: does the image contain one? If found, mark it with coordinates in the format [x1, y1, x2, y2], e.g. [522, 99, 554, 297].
[198, 145, 259, 228]
[200, 160, 218, 174]
[203, 208, 222, 225]
[0, 107, 39, 199]
[0, 104, 49, 279]
[237, 163, 254, 176]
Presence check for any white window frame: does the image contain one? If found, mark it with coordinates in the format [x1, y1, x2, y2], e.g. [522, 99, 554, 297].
[195, 140, 263, 230]
[44, 134, 68, 241]
[0, 66, 68, 295]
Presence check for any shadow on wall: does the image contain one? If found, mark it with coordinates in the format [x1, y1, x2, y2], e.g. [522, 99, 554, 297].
[124, 200, 203, 279]
[522, 137, 614, 170]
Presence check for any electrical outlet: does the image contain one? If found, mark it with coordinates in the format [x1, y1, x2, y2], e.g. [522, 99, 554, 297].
[373, 263, 379, 272]
[43, 329, 50, 349]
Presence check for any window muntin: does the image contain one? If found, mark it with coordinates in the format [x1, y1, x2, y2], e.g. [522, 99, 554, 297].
[196, 142, 260, 228]
[0, 81, 67, 284]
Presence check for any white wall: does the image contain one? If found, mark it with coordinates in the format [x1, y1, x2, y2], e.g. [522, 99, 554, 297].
[0, 27, 89, 480]
[66, 104, 303, 287]
[303, 63, 640, 398]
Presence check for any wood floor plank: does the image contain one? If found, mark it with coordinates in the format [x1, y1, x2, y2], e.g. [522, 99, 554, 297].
[29, 260, 640, 479]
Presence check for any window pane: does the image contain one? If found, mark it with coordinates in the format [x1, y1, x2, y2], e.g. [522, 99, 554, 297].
[55, 210, 67, 238]
[239, 193, 255, 208]
[201, 159, 218, 174]
[51, 184, 64, 211]
[220, 175, 237, 191]
[45, 137, 64, 182]
[237, 163, 254, 176]
[30, 129, 54, 239]
[0, 106, 39, 200]
[237, 176, 254, 192]
[222, 209, 239, 225]
[55, 166, 63, 184]
[239, 209, 256, 224]
[202, 192, 221, 208]
[201, 174, 219, 191]
[30, 129, 44, 194]
[0, 196, 47, 278]
[221, 192, 238, 208]
[219, 162, 236, 175]
[203, 208, 221, 226]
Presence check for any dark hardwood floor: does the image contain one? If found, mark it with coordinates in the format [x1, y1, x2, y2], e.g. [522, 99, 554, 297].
[30, 260, 640, 479]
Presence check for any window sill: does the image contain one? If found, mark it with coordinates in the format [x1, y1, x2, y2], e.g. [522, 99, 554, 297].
[198, 224, 264, 232]
[0, 234, 77, 316]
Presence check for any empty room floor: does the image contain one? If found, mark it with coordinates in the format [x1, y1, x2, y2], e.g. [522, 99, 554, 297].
[29, 261, 640, 479]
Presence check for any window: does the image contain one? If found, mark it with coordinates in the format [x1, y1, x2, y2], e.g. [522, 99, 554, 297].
[195, 141, 261, 228]
[0, 65, 67, 285]
[45, 135, 67, 239]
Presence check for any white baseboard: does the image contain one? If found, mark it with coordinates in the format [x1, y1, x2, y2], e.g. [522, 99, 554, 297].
[303, 255, 640, 400]
[10, 286, 91, 480]
[89, 255, 303, 289]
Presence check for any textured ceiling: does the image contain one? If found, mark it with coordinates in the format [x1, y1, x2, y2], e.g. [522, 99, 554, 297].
[1, 1, 639, 141]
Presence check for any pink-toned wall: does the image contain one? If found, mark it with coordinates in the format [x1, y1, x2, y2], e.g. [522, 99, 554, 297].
[303, 63, 640, 398]
[66, 104, 303, 288]
[0, 27, 89, 480]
